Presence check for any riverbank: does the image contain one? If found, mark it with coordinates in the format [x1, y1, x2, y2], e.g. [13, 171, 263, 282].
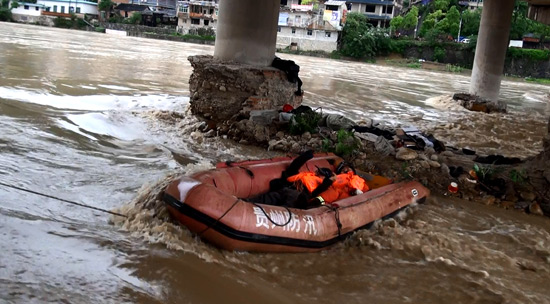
[154, 94, 549, 218]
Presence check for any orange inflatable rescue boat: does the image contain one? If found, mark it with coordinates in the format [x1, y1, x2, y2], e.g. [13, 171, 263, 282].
[163, 153, 429, 253]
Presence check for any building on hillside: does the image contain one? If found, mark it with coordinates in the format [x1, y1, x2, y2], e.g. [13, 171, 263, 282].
[176, 0, 218, 34]
[466, 0, 483, 10]
[347, 0, 399, 28]
[10, 2, 46, 17]
[10, 0, 98, 17]
[114, 3, 151, 18]
[276, 0, 343, 52]
[128, 0, 177, 10]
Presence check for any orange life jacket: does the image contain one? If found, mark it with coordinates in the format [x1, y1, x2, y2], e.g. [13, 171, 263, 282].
[287, 172, 323, 193]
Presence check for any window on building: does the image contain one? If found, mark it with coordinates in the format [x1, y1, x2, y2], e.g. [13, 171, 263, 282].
[69, 6, 74, 13]
[204, 19, 209, 26]
[280, 0, 287, 5]
[277, 26, 281, 32]
[209, 8, 213, 14]
[24, 5, 29, 9]
[386, 6, 393, 15]
[45, 7, 50, 11]
[53, 5, 57, 12]
[181, 6, 188, 13]
[307, 29, 312, 36]
[291, 28, 296, 34]
[325, 31, 331, 38]
[60, 6, 65, 13]
[365, 5, 376, 13]
[35, 6, 39, 10]
[326, 5, 338, 11]
[191, 18, 200, 25]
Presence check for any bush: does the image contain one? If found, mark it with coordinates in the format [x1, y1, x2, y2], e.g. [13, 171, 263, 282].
[507, 48, 550, 61]
[446, 64, 464, 73]
[53, 17, 73, 28]
[433, 46, 446, 62]
[289, 110, 322, 135]
[334, 130, 360, 157]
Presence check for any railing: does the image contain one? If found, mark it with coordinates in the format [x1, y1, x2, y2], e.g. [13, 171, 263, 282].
[189, 12, 203, 18]
[42, 11, 72, 18]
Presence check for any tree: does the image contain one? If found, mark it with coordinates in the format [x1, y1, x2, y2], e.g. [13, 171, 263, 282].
[420, 10, 444, 37]
[461, 8, 481, 37]
[340, 12, 376, 58]
[436, 5, 460, 37]
[0, 0, 13, 21]
[433, 0, 450, 12]
[390, 15, 404, 32]
[402, 6, 419, 31]
[98, 0, 113, 21]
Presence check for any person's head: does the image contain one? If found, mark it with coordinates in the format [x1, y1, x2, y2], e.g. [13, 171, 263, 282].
[336, 161, 356, 174]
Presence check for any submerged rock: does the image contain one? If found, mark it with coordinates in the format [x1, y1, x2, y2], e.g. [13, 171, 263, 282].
[452, 93, 507, 113]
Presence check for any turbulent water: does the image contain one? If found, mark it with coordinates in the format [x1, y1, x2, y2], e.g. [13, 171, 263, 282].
[1, 23, 550, 304]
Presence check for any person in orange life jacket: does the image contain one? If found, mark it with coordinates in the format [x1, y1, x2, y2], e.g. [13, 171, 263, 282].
[247, 150, 314, 206]
[334, 161, 370, 196]
[286, 167, 338, 209]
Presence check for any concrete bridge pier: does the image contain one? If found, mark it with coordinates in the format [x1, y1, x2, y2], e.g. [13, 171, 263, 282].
[214, 0, 279, 66]
[189, 0, 302, 124]
[468, 0, 516, 102]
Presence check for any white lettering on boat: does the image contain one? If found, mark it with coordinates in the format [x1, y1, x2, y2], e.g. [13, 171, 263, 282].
[253, 207, 270, 229]
[269, 210, 290, 228]
[303, 215, 318, 235]
[252, 207, 317, 235]
[283, 213, 301, 233]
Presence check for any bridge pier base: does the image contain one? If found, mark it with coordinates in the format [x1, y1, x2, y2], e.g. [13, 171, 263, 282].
[469, 0, 515, 102]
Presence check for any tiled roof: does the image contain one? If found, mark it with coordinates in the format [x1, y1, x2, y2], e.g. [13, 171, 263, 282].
[114, 4, 151, 12]
[347, 0, 395, 5]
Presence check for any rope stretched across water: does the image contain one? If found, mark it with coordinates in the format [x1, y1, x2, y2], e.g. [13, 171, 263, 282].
[0, 181, 127, 218]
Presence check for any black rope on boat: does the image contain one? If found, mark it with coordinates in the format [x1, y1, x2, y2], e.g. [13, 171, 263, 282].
[251, 203, 293, 227]
[323, 205, 343, 238]
[198, 198, 241, 237]
[224, 160, 254, 178]
[0, 181, 127, 218]
[240, 167, 254, 178]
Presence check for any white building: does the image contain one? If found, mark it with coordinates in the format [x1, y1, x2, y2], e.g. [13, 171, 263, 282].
[276, 0, 343, 52]
[11, 0, 98, 15]
[347, 0, 397, 28]
[40, 0, 98, 15]
[11, 2, 46, 16]
[177, 0, 218, 34]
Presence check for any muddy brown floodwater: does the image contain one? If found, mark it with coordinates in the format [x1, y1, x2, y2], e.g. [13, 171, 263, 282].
[1, 23, 550, 304]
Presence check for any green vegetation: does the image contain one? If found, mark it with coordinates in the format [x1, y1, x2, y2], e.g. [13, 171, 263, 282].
[406, 62, 422, 69]
[509, 168, 528, 185]
[341, 13, 378, 58]
[445, 64, 464, 73]
[473, 164, 496, 183]
[0, 0, 14, 22]
[507, 48, 550, 61]
[289, 110, 322, 135]
[334, 130, 360, 157]
[98, 0, 113, 21]
[322, 130, 360, 158]
[124, 12, 141, 25]
[433, 46, 446, 62]
[173, 32, 215, 41]
[53, 14, 88, 29]
[524, 77, 550, 85]
[390, 6, 418, 34]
